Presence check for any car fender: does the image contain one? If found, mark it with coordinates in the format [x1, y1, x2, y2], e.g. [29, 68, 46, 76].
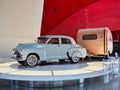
[37, 50, 47, 61]
[67, 48, 82, 58]
[25, 49, 47, 61]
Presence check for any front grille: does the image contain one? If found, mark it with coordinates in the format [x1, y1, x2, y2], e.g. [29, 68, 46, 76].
[16, 53, 21, 58]
[14, 50, 22, 59]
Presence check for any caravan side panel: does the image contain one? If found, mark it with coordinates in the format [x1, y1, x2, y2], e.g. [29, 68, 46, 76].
[77, 27, 113, 56]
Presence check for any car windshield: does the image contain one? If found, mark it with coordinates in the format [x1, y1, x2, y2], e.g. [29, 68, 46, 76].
[37, 37, 49, 44]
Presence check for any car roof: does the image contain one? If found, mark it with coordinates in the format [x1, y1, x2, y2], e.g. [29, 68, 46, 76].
[38, 35, 73, 39]
[37, 35, 76, 45]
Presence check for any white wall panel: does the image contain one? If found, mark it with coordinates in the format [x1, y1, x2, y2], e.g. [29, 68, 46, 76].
[0, 0, 44, 57]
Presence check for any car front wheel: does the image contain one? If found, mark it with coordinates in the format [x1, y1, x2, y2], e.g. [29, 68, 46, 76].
[70, 51, 80, 63]
[26, 54, 38, 67]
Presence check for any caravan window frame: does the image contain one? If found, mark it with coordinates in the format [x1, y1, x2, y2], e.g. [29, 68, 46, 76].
[82, 34, 97, 40]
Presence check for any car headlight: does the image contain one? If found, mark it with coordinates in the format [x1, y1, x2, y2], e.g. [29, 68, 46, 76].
[18, 49, 23, 52]
[13, 48, 23, 54]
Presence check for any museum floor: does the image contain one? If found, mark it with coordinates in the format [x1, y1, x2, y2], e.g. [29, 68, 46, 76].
[0, 57, 120, 90]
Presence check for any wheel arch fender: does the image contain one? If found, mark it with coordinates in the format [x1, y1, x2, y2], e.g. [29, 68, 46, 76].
[27, 53, 40, 60]
[67, 49, 82, 58]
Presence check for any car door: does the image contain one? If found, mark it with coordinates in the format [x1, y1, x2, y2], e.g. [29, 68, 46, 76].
[46, 37, 61, 60]
[60, 38, 72, 58]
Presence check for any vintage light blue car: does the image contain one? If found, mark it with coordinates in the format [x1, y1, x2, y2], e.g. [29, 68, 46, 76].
[13, 35, 87, 67]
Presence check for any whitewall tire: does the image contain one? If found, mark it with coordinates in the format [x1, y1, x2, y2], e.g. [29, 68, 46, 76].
[70, 51, 80, 63]
[26, 54, 38, 67]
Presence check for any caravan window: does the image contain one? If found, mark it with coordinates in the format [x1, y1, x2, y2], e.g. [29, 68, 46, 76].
[82, 34, 97, 40]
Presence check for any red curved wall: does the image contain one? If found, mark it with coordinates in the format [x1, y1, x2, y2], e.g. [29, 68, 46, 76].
[41, 0, 120, 40]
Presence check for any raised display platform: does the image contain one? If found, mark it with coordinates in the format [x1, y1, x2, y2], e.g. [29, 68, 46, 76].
[0, 59, 114, 88]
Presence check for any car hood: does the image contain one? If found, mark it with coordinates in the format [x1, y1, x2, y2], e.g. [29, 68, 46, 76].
[16, 43, 44, 49]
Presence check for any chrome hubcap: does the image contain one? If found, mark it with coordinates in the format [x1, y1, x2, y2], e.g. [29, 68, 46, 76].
[27, 55, 38, 66]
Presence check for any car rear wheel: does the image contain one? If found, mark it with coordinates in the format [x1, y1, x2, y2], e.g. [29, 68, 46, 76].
[26, 54, 38, 67]
[70, 52, 80, 63]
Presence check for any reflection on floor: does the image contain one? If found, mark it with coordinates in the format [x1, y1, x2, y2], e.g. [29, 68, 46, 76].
[0, 57, 120, 90]
[0, 75, 120, 90]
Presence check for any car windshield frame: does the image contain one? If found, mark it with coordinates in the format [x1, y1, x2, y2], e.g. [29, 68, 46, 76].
[37, 37, 49, 44]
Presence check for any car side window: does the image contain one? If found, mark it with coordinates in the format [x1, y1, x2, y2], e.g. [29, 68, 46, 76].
[37, 37, 48, 44]
[48, 38, 59, 44]
[61, 38, 71, 44]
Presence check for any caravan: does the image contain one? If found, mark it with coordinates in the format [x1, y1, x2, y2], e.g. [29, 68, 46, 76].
[77, 27, 113, 58]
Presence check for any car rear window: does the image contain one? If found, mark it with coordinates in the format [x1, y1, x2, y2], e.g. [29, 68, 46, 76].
[61, 38, 71, 44]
